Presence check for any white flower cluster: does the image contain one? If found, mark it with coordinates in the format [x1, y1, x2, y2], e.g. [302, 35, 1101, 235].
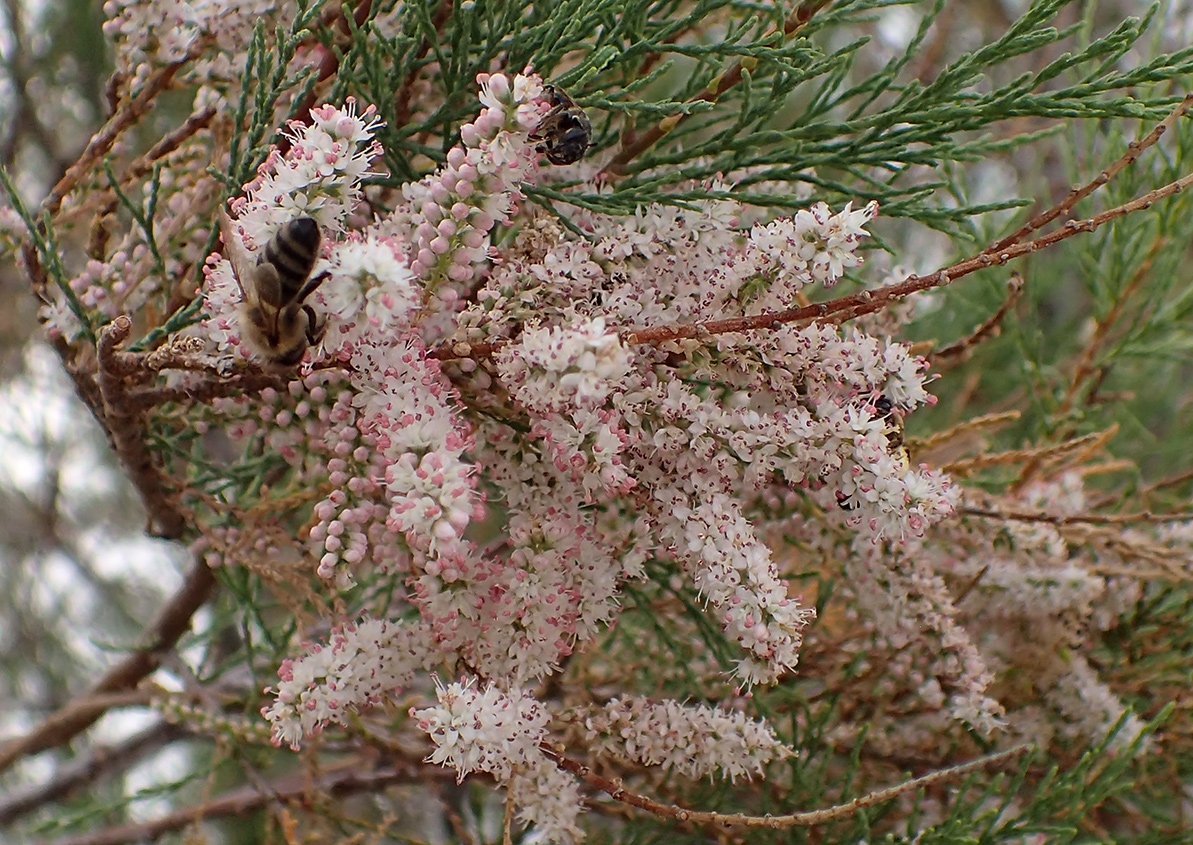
[799, 471, 1153, 754]
[655, 486, 815, 686]
[497, 317, 633, 415]
[103, 0, 290, 90]
[202, 99, 386, 364]
[261, 618, 434, 751]
[584, 696, 792, 782]
[233, 99, 384, 244]
[412, 679, 585, 844]
[190, 75, 963, 800]
[318, 236, 421, 356]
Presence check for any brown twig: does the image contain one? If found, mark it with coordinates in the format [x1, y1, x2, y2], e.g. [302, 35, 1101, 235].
[42, 49, 201, 219]
[986, 92, 1193, 256]
[96, 316, 187, 538]
[0, 723, 181, 826]
[942, 427, 1115, 478]
[46, 761, 427, 845]
[0, 555, 216, 777]
[602, 0, 831, 176]
[77, 106, 218, 240]
[931, 271, 1025, 365]
[433, 166, 1193, 363]
[959, 506, 1193, 527]
[542, 742, 1031, 829]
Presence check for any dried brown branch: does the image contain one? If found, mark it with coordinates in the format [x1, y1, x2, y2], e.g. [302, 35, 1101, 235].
[76, 106, 218, 239]
[0, 723, 181, 826]
[542, 743, 1031, 829]
[986, 92, 1193, 255]
[42, 48, 202, 219]
[930, 271, 1025, 365]
[46, 761, 427, 845]
[96, 316, 186, 538]
[942, 427, 1116, 477]
[0, 555, 215, 777]
[602, 0, 831, 176]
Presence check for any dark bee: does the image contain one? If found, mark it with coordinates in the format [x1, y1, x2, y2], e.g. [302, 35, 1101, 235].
[530, 84, 592, 165]
[218, 208, 328, 368]
[874, 394, 910, 472]
[838, 394, 911, 510]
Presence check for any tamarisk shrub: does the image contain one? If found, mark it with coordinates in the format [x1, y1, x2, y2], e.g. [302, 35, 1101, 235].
[5, 2, 1193, 842]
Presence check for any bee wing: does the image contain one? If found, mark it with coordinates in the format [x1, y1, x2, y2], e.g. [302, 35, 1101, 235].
[253, 261, 284, 309]
[217, 206, 255, 300]
[546, 83, 577, 109]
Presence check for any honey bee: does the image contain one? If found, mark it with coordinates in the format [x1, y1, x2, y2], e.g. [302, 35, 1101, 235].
[217, 207, 327, 368]
[530, 84, 592, 165]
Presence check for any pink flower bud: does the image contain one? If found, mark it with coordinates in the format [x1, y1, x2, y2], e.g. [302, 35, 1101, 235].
[488, 73, 510, 99]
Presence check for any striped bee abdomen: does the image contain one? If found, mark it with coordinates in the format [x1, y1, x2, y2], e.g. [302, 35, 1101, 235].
[262, 217, 321, 299]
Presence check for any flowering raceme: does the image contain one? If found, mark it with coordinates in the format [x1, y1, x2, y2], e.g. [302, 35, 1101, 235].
[185, 70, 962, 837]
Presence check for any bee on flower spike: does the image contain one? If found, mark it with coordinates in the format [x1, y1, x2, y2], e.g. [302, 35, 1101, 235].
[217, 207, 328, 369]
[530, 84, 592, 165]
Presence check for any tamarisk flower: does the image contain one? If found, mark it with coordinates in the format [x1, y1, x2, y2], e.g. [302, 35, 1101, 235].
[393, 72, 546, 303]
[231, 98, 383, 244]
[262, 618, 435, 751]
[584, 696, 793, 782]
[202, 99, 385, 363]
[412, 679, 585, 844]
[254, 72, 963, 763]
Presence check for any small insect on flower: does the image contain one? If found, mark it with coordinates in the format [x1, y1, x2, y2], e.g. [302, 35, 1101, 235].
[530, 84, 592, 165]
[837, 394, 912, 510]
[217, 207, 328, 369]
[875, 394, 911, 473]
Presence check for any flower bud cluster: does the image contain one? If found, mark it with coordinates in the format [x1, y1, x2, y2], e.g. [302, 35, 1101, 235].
[262, 618, 433, 751]
[411, 679, 585, 843]
[583, 695, 793, 782]
[397, 72, 546, 296]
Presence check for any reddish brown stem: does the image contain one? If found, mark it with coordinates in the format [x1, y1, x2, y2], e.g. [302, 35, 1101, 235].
[986, 92, 1193, 255]
[432, 164, 1193, 362]
[541, 742, 1030, 829]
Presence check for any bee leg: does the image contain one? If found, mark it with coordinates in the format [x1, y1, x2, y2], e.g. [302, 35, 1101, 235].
[295, 270, 330, 305]
[303, 303, 326, 347]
